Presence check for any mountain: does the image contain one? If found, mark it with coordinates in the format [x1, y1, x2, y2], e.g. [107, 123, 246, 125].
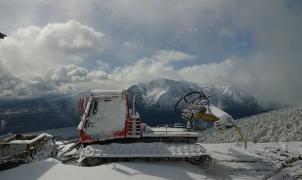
[0, 94, 81, 135]
[200, 106, 302, 143]
[128, 79, 275, 126]
[0, 78, 277, 135]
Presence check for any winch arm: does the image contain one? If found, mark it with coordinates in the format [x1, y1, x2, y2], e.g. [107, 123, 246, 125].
[193, 105, 247, 148]
[175, 91, 247, 148]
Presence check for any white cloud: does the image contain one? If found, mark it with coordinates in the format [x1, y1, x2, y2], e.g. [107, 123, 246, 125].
[34, 50, 194, 93]
[179, 59, 255, 86]
[87, 70, 108, 80]
[108, 50, 194, 86]
[50, 64, 88, 83]
[0, 0, 302, 105]
[36, 20, 104, 54]
[0, 20, 105, 76]
[0, 47, 301, 105]
[0, 20, 107, 96]
[0, 62, 56, 96]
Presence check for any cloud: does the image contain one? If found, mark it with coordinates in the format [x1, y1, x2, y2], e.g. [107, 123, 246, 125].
[0, 45, 301, 105]
[108, 50, 194, 86]
[36, 20, 104, 54]
[50, 64, 88, 84]
[179, 56, 302, 105]
[179, 59, 255, 86]
[0, 1, 302, 105]
[0, 62, 56, 96]
[0, 20, 105, 76]
[87, 70, 108, 80]
[33, 50, 194, 93]
[0, 20, 106, 96]
[0, 63, 21, 96]
[87, 50, 302, 105]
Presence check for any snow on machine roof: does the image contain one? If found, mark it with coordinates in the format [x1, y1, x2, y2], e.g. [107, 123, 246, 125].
[91, 90, 125, 98]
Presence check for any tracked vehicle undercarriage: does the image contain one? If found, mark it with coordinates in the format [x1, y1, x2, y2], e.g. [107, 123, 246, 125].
[56, 89, 247, 170]
[0, 89, 247, 171]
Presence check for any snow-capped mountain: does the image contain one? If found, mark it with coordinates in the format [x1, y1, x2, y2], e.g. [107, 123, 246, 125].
[128, 79, 275, 125]
[200, 106, 302, 143]
[0, 78, 277, 135]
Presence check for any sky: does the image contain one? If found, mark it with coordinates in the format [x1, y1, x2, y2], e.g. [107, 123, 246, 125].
[0, 0, 301, 105]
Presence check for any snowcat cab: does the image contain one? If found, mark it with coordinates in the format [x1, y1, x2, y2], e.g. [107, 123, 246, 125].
[77, 90, 133, 142]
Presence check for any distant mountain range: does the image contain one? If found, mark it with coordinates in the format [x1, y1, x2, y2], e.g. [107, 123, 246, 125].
[128, 79, 276, 126]
[0, 79, 278, 135]
[0, 94, 81, 135]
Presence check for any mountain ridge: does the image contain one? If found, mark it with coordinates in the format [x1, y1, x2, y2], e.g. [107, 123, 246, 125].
[128, 78, 276, 125]
[0, 78, 278, 134]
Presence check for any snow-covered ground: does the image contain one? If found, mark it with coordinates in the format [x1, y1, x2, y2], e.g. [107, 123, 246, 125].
[1, 142, 301, 180]
[2, 106, 302, 179]
[200, 106, 302, 143]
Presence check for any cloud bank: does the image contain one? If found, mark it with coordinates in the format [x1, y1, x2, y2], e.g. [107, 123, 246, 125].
[0, 0, 302, 105]
[0, 20, 104, 76]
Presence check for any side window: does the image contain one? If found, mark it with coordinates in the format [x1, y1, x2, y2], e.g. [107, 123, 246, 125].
[92, 100, 98, 114]
[88, 99, 98, 117]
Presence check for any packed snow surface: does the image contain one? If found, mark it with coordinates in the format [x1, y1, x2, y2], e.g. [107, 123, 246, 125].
[1, 142, 301, 180]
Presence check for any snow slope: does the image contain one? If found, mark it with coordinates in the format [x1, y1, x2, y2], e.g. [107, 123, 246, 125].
[1, 142, 301, 180]
[200, 106, 302, 143]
